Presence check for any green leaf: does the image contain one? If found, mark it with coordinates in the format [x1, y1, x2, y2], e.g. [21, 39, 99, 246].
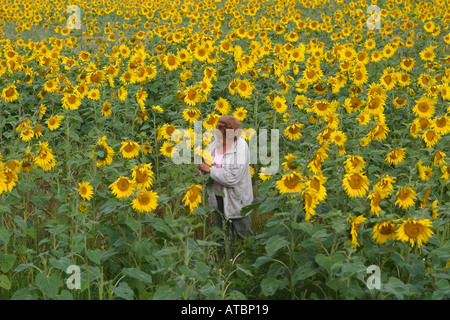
[113, 282, 134, 300]
[0, 275, 11, 290]
[11, 288, 38, 300]
[0, 227, 11, 245]
[0, 253, 16, 272]
[123, 268, 152, 285]
[86, 249, 102, 265]
[265, 235, 289, 256]
[292, 261, 319, 284]
[35, 272, 61, 299]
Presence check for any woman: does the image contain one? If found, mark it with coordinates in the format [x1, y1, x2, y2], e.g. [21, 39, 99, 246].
[196, 115, 254, 257]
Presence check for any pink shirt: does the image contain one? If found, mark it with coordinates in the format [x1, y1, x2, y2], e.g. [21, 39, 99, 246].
[212, 148, 224, 196]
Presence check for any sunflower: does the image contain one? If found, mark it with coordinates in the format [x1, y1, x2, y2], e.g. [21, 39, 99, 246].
[417, 160, 433, 181]
[141, 142, 153, 154]
[400, 58, 415, 71]
[235, 79, 254, 99]
[182, 108, 201, 125]
[110, 176, 135, 199]
[120, 141, 140, 159]
[183, 184, 203, 214]
[344, 155, 366, 173]
[20, 126, 34, 142]
[396, 219, 434, 248]
[373, 175, 396, 193]
[420, 46, 436, 61]
[432, 115, 450, 135]
[232, 107, 247, 121]
[284, 123, 304, 141]
[92, 136, 114, 167]
[368, 189, 389, 216]
[101, 101, 112, 117]
[312, 100, 334, 117]
[385, 148, 406, 165]
[350, 215, 367, 248]
[164, 53, 180, 71]
[413, 96, 435, 118]
[33, 141, 57, 172]
[131, 189, 159, 213]
[372, 220, 397, 244]
[342, 171, 370, 197]
[276, 172, 306, 194]
[303, 190, 319, 221]
[282, 153, 301, 171]
[160, 141, 175, 158]
[132, 163, 154, 190]
[273, 95, 288, 113]
[306, 175, 327, 201]
[1, 168, 18, 193]
[203, 113, 220, 130]
[440, 165, 450, 180]
[78, 181, 94, 201]
[432, 150, 446, 165]
[215, 98, 231, 115]
[2, 84, 19, 102]
[422, 129, 441, 148]
[184, 86, 202, 107]
[62, 92, 81, 110]
[330, 130, 347, 146]
[395, 187, 417, 210]
[158, 123, 177, 140]
[43, 79, 58, 93]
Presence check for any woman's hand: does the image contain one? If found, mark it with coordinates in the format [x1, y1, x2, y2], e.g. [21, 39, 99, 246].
[196, 162, 211, 175]
[200, 162, 211, 173]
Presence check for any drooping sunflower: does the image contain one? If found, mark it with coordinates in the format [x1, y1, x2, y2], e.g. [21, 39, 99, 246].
[344, 155, 366, 173]
[62, 92, 81, 110]
[110, 176, 135, 199]
[422, 128, 441, 148]
[396, 218, 434, 248]
[306, 175, 327, 201]
[350, 215, 367, 248]
[276, 172, 306, 194]
[1, 168, 18, 193]
[120, 141, 140, 159]
[282, 153, 301, 172]
[395, 187, 417, 210]
[432, 150, 446, 165]
[78, 181, 94, 201]
[183, 184, 203, 214]
[373, 175, 396, 193]
[33, 141, 57, 172]
[131, 189, 159, 213]
[372, 219, 397, 244]
[284, 123, 304, 141]
[160, 141, 175, 158]
[92, 136, 114, 167]
[342, 171, 370, 197]
[417, 160, 433, 181]
[182, 108, 201, 125]
[385, 148, 406, 165]
[440, 165, 450, 180]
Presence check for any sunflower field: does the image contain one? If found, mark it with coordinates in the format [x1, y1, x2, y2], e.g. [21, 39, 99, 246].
[0, 0, 449, 301]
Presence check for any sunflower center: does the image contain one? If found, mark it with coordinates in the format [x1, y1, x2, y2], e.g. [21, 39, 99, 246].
[348, 174, 363, 189]
[379, 224, 395, 235]
[118, 179, 129, 191]
[404, 223, 421, 238]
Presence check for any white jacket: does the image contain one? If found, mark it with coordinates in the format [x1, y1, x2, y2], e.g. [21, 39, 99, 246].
[205, 136, 253, 220]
